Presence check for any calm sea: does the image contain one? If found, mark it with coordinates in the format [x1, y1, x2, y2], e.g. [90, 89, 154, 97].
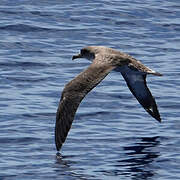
[0, 0, 180, 179]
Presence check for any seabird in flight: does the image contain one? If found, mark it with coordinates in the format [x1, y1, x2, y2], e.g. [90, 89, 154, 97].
[55, 46, 162, 151]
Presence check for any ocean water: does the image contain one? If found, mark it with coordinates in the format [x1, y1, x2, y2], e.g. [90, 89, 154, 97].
[0, 0, 180, 179]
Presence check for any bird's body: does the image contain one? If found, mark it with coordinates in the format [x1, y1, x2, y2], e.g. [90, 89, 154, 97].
[55, 46, 162, 151]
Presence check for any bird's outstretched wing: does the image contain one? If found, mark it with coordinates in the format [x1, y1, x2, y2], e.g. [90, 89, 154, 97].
[115, 59, 162, 122]
[55, 63, 114, 151]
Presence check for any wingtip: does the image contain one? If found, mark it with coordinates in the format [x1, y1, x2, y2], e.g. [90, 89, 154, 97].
[55, 134, 62, 151]
[149, 71, 163, 76]
[152, 106, 162, 123]
[155, 72, 163, 76]
[155, 116, 162, 123]
[145, 107, 162, 123]
[56, 143, 62, 152]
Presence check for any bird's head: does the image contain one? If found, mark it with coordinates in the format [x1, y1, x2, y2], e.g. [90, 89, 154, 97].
[72, 46, 129, 66]
[72, 46, 98, 61]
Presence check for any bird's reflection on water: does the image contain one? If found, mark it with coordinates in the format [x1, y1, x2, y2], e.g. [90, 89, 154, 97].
[54, 136, 160, 179]
[117, 136, 160, 179]
[55, 153, 95, 180]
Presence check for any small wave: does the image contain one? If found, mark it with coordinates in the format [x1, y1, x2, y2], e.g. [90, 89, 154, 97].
[0, 137, 40, 144]
[0, 61, 48, 68]
[0, 24, 53, 32]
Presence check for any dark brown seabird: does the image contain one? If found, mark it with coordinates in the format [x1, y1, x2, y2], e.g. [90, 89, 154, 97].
[55, 46, 162, 151]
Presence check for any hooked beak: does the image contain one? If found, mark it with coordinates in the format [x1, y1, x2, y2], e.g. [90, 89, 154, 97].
[72, 53, 82, 60]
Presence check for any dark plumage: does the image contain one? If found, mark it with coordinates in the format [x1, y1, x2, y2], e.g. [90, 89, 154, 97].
[55, 46, 162, 151]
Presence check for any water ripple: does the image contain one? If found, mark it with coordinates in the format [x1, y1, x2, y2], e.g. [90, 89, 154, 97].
[0, 0, 179, 179]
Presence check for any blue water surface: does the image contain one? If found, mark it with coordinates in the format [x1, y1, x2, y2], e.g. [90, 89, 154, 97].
[0, 0, 180, 179]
